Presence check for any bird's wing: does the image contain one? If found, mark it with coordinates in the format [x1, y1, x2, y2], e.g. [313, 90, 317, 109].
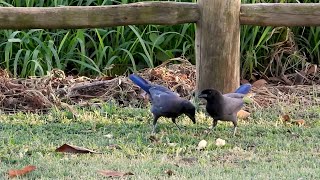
[151, 85, 180, 97]
[149, 87, 179, 102]
[129, 74, 180, 97]
[223, 93, 245, 99]
[149, 87, 182, 114]
[222, 96, 244, 115]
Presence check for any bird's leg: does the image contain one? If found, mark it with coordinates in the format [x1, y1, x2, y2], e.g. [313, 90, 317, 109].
[232, 121, 238, 136]
[152, 115, 159, 134]
[212, 120, 218, 130]
[205, 119, 218, 136]
[172, 118, 182, 131]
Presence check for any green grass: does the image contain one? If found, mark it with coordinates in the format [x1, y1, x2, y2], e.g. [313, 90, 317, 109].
[0, 103, 319, 179]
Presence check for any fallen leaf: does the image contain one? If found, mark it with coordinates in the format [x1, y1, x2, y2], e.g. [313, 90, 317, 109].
[164, 169, 174, 176]
[8, 165, 36, 178]
[196, 140, 207, 150]
[252, 79, 267, 88]
[292, 119, 305, 126]
[98, 170, 134, 177]
[307, 64, 317, 76]
[55, 144, 99, 154]
[237, 110, 250, 119]
[215, 138, 226, 147]
[281, 114, 291, 123]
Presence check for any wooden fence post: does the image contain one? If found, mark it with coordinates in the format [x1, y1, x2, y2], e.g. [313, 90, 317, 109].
[196, 0, 240, 93]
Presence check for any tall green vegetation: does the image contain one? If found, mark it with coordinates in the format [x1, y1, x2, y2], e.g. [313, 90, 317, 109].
[0, 0, 319, 79]
[240, 0, 320, 79]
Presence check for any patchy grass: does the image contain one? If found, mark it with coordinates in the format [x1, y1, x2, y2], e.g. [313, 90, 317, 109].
[0, 103, 319, 179]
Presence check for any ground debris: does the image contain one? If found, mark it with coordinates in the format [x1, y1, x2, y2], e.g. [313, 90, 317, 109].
[0, 58, 319, 113]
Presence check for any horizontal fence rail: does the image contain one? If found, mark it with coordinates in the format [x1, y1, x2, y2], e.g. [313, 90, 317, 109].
[0, 2, 199, 29]
[1, 2, 320, 29]
[241, 3, 320, 26]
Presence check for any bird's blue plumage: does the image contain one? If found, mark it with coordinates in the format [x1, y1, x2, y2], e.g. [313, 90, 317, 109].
[129, 74, 178, 96]
[129, 74, 152, 94]
[234, 83, 252, 94]
[129, 73, 196, 133]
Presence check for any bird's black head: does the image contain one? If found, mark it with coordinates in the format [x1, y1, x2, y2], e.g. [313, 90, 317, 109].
[198, 89, 222, 101]
[181, 100, 196, 124]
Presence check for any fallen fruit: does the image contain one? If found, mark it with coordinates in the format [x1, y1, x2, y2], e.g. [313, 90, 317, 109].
[196, 140, 207, 150]
[215, 138, 226, 147]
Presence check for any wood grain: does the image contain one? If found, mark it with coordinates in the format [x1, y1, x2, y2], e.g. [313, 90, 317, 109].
[0, 2, 199, 29]
[196, 0, 240, 93]
[241, 3, 320, 26]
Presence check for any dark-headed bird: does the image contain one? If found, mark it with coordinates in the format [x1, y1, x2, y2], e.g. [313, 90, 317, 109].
[129, 74, 196, 133]
[198, 84, 252, 136]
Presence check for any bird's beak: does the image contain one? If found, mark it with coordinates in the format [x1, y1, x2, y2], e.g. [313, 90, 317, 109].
[192, 117, 196, 124]
[190, 116, 196, 124]
[198, 93, 207, 98]
[186, 114, 196, 124]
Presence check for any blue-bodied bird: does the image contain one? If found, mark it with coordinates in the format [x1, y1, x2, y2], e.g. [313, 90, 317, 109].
[129, 74, 196, 133]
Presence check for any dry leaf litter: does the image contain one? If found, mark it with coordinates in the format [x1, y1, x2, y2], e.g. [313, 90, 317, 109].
[0, 59, 319, 113]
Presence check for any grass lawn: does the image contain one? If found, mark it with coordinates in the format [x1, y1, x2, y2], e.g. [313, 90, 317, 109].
[0, 103, 319, 179]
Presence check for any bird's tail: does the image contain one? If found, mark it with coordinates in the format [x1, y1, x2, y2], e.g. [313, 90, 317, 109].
[234, 83, 252, 94]
[129, 74, 152, 93]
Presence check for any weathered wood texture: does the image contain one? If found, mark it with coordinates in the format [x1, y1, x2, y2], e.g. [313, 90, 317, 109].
[0, 2, 199, 29]
[241, 3, 320, 26]
[196, 0, 240, 93]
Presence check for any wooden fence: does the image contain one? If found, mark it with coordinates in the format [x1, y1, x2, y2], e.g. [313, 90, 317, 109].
[1, 1, 320, 93]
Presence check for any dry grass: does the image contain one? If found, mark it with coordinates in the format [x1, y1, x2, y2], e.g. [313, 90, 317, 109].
[0, 59, 319, 113]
